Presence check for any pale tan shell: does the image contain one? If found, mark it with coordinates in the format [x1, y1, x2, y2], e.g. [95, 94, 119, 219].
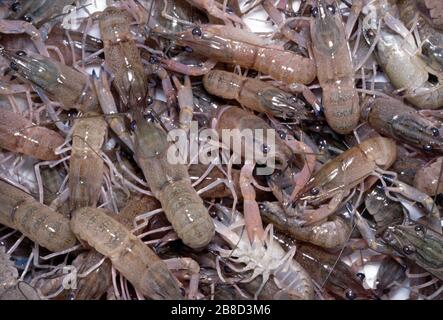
[71, 207, 183, 299]
[360, 137, 397, 169]
[414, 157, 443, 195]
[0, 246, 18, 291]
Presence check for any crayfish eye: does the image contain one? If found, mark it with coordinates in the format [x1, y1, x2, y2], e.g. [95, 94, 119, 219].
[423, 144, 433, 152]
[10, 2, 20, 12]
[383, 230, 394, 242]
[414, 224, 425, 233]
[356, 273, 365, 281]
[431, 127, 440, 137]
[262, 144, 270, 154]
[9, 61, 19, 71]
[15, 50, 26, 56]
[278, 130, 286, 139]
[403, 245, 415, 255]
[146, 96, 154, 106]
[130, 120, 137, 131]
[326, 5, 336, 15]
[66, 109, 77, 118]
[311, 7, 319, 17]
[144, 113, 156, 123]
[366, 29, 376, 40]
[310, 187, 320, 195]
[148, 55, 158, 64]
[345, 289, 357, 300]
[23, 14, 33, 23]
[191, 27, 202, 37]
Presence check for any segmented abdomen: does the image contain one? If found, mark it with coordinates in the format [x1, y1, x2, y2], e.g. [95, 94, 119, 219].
[0, 108, 64, 160]
[158, 179, 215, 249]
[254, 48, 316, 85]
[0, 181, 77, 252]
[71, 207, 183, 299]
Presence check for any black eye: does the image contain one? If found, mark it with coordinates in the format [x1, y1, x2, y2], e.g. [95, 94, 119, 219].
[423, 144, 433, 152]
[149, 55, 158, 64]
[311, 7, 319, 17]
[414, 225, 426, 237]
[278, 130, 286, 139]
[15, 50, 26, 56]
[356, 273, 365, 281]
[9, 61, 19, 71]
[259, 203, 266, 210]
[10, 2, 20, 12]
[146, 96, 154, 106]
[144, 113, 156, 123]
[130, 120, 137, 131]
[23, 15, 33, 23]
[192, 27, 202, 37]
[310, 187, 320, 195]
[67, 109, 77, 118]
[262, 144, 270, 154]
[403, 245, 415, 255]
[345, 289, 357, 300]
[326, 5, 336, 14]
[431, 127, 440, 137]
[419, 207, 430, 217]
[383, 230, 393, 242]
[366, 29, 376, 39]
